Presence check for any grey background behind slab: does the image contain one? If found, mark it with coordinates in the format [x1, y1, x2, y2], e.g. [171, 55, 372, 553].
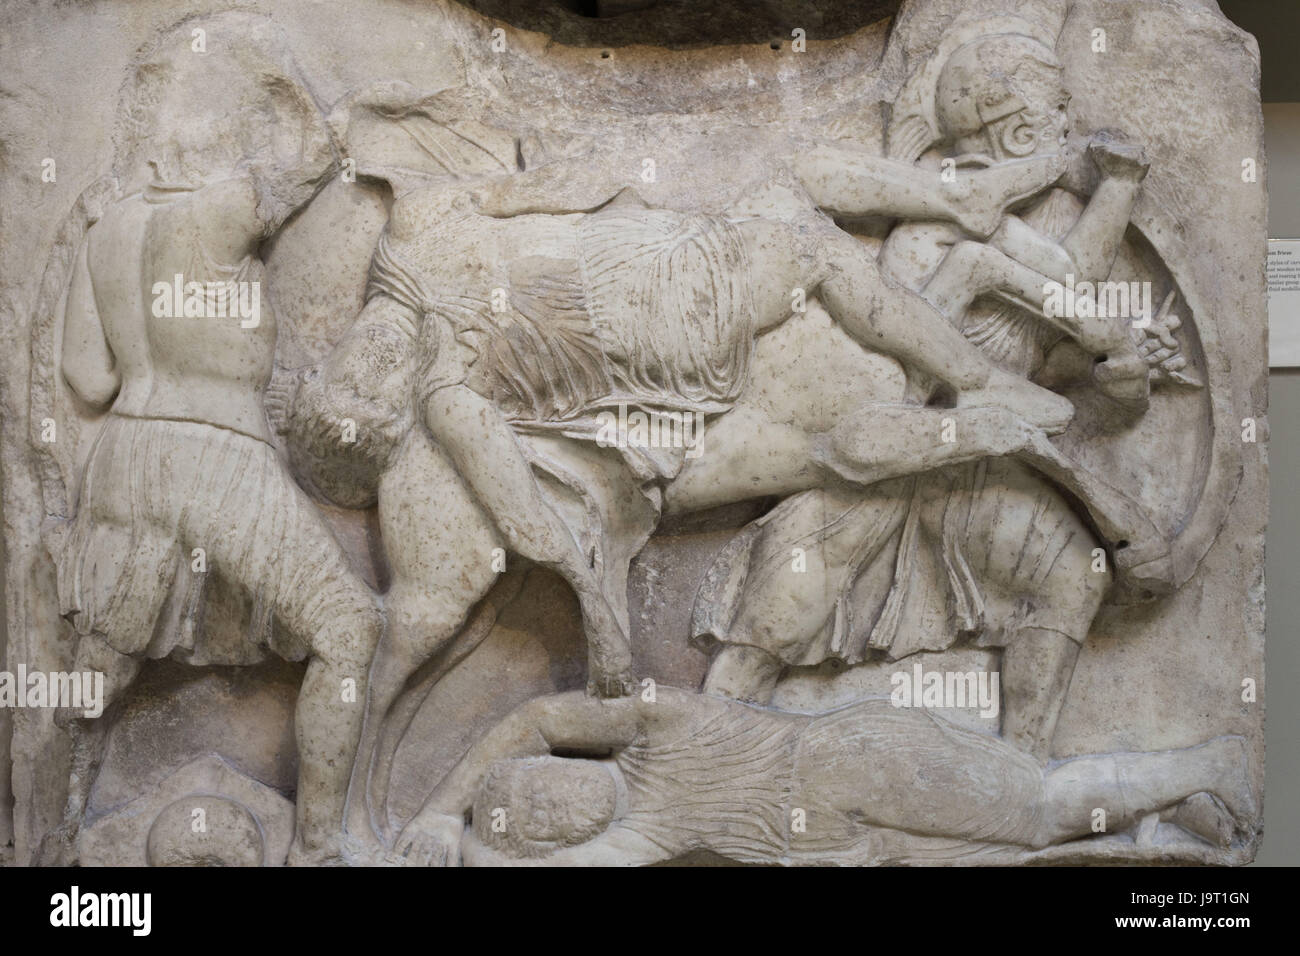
[1219, 0, 1298, 868]
[1253, 101, 1299, 867]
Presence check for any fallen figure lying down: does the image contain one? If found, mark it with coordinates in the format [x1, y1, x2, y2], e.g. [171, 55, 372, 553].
[390, 686, 1255, 866]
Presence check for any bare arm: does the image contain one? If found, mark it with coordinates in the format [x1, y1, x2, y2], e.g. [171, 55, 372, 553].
[418, 692, 644, 820]
[794, 145, 1064, 238]
[61, 239, 119, 407]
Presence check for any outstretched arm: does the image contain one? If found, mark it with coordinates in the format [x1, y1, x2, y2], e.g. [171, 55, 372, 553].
[419, 692, 643, 821]
[392, 693, 644, 865]
[794, 144, 1064, 238]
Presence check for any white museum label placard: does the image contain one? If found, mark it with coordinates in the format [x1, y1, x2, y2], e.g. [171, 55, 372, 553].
[1268, 238, 1300, 366]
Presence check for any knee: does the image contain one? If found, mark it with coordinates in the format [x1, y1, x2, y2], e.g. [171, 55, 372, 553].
[311, 603, 383, 673]
[743, 615, 817, 664]
[1020, 530, 1111, 623]
[946, 241, 999, 287]
[385, 573, 483, 635]
[704, 644, 783, 702]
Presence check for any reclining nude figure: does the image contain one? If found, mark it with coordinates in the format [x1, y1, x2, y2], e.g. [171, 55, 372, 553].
[45, 15, 382, 864]
[693, 30, 1185, 762]
[291, 136, 1085, 842]
[390, 686, 1255, 866]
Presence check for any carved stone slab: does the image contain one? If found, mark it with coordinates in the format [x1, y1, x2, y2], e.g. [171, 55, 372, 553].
[0, 0, 1267, 866]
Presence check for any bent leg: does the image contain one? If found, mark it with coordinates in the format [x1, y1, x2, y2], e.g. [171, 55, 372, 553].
[923, 239, 1058, 321]
[702, 483, 908, 703]
[954, 460, 1110, 761]
[265, 510, 383, 863]
[364, 427, 503, 838]
[808, 231, 1075, 432]
[925, 240, 1124, 355]
[296, 614, 379, 860]
[190, 448, 384, 863]
[422, 385, 632, 696]
[39, 636, 140, 865]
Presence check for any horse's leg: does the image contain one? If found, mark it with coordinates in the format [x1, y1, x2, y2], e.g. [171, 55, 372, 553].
[666, 399, 1049, 515]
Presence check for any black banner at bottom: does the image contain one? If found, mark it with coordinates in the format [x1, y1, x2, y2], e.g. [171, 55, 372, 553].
[0, 863, 1282, 943]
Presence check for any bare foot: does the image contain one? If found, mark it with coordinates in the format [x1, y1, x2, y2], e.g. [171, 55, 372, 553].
[389, 811, 464, 867]
[35, 821, 81, 867]
[1166, 792, 1234, 848]
[1207, 736, 1257, 831]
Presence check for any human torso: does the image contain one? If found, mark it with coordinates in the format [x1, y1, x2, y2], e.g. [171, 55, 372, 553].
[90, 182, 275, 442]
[614, 696, 804, 863]
[880, 186, 1081, 379]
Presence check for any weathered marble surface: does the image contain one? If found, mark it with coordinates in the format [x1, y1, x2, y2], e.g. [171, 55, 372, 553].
[0, 0, 1267, 866]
